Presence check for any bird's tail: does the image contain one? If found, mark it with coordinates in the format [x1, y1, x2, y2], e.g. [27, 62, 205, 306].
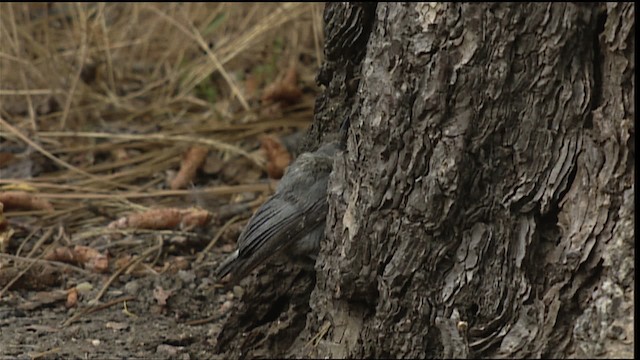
[215, 249, 241, 283]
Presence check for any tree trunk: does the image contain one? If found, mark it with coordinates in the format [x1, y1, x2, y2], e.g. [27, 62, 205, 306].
[216, 3, 634, 358]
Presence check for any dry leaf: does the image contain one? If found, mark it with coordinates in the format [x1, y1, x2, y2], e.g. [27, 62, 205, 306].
[153, 286, 173, 306]
[262, 64, 303, 105]
[66, 287, 78, 308]
[0, 191, 54, 212]
[44, 246, 108, 273]
[73, 245, 109, 272]
[259, 134, 292, 179]
[44, 247, 78, 264]
[170, 146, 209, 190]
[109, 208, 183, 229]
[179, 208, 211, 231]
[108, 207, 212, 231]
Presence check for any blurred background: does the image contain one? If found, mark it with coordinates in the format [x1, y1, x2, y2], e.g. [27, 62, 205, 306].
[0, 2, 327, 302]
[0, 3, 326, 226]
[1, 3, 324, 128]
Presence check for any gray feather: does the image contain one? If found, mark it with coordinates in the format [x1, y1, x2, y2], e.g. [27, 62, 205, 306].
[215, 141, 340, 285]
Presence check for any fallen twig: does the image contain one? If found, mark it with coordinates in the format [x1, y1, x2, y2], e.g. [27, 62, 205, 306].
[196, 214, 246, 264]
[61, 295, 136, 327]
[91, 244, 161, 304]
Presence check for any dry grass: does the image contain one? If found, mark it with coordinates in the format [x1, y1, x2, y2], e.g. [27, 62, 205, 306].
[0, 3, 324, 276]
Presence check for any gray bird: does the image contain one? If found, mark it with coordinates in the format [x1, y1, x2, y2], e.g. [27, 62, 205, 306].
[215, 141, 340, 285]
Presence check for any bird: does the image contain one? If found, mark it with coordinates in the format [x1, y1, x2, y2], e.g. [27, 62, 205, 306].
[215, 141, 341, 286]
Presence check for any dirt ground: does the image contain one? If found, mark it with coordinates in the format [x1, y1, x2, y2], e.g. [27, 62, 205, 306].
[1, 249, 237, 359]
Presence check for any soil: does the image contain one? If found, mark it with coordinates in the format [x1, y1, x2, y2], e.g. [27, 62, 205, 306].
[1, 251, 234, 360]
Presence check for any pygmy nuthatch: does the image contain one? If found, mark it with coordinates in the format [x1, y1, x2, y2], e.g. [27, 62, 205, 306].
[215, 141, 340, 285]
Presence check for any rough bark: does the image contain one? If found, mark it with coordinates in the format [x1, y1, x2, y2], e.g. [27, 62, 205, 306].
[216, 3, 634, 359]
[213, 5, 377, 358]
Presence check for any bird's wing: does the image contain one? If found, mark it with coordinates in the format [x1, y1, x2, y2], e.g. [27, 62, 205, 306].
[215, 195, 325, 283]
[238, 195, 326, 258]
